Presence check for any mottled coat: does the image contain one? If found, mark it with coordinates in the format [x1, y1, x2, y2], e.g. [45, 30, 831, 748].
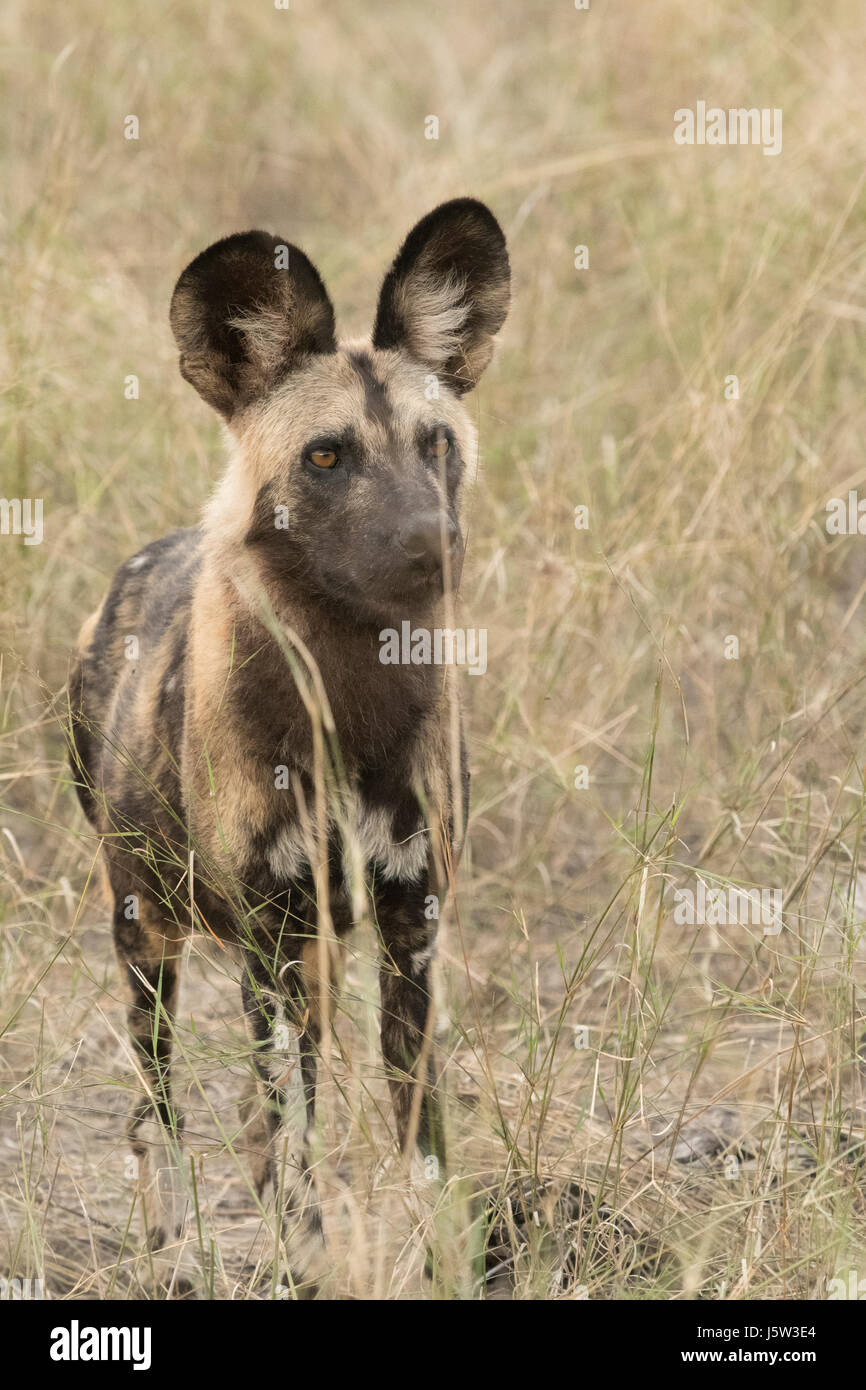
[68, 199, 509, 1292]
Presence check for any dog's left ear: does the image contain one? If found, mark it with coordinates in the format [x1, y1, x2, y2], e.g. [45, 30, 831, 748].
[170, 231, 336, 419]
[372, 198, 510, 394]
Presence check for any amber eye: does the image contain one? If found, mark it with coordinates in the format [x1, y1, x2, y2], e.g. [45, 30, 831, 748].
[430, 433, 451, 459]
[309, 448, 338, 469]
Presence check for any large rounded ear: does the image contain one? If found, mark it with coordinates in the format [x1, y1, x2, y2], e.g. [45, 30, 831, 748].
[372, 198, 510, 394]
[169, 231, 336, 419]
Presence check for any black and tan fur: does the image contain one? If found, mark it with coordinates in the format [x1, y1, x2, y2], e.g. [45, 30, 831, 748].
[68, 199, 509, 1294]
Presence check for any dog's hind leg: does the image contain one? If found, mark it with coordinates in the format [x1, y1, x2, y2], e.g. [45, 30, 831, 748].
[113, 890, 195, 1296]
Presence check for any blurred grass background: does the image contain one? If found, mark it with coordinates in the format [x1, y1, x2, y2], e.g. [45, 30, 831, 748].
[2, 0, 866, 1299]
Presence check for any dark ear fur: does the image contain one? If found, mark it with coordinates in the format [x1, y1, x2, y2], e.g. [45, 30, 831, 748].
[372, 198, 510, 394]
[170, 231, 336, 418]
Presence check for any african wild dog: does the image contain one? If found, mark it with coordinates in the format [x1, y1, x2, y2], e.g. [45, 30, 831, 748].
[68, 198, 510, 1294]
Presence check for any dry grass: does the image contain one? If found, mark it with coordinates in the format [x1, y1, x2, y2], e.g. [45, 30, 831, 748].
[2, 0, 866, 1300]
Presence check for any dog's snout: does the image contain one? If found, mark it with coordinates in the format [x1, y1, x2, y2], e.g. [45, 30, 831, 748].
[397, 512, 459, 575]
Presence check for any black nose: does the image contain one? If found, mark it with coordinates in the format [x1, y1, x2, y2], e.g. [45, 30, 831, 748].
[397, 512, 460, 576]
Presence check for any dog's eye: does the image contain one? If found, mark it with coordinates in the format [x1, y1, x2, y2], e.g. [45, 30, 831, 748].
[309, 448, 338, 469]
[430, 434, 451, 459]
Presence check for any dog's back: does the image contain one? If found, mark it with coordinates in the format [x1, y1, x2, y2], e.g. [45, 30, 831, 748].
[69, 528, 201, 839]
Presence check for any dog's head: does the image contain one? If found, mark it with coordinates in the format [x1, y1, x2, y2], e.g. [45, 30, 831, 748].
[170, 199, 509, 623]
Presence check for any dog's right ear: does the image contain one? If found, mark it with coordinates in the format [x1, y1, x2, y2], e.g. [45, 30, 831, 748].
[169, 232, 337, 419]
[372, 199, 510, 394]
